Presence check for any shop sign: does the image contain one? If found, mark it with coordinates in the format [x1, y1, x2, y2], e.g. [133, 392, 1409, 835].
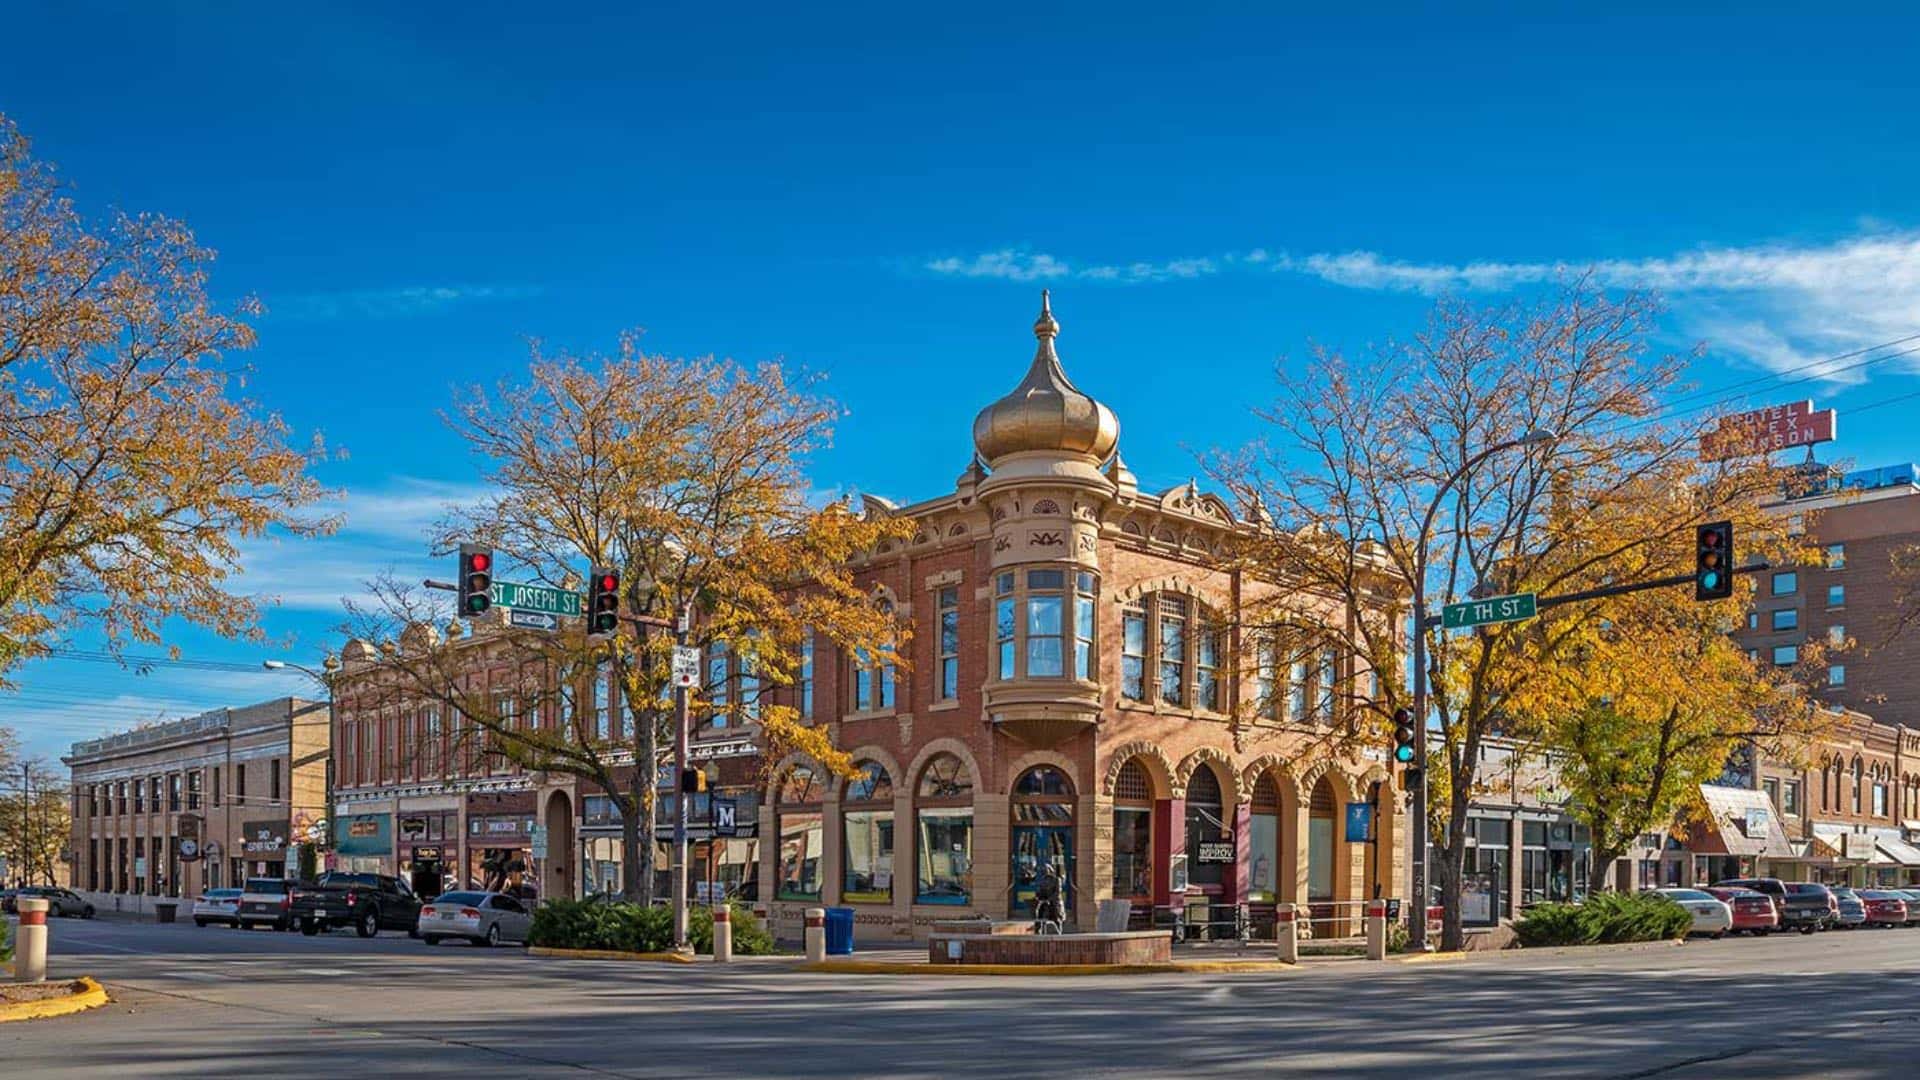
[530, 825, 548, 860]
[712, 797, 739, 837]
[1345, 802, 1374, 843]
[412, 846, 443, 861]
[1700, 399, 1837, 461]
[336, 813, 393, 857]
[243, 819, 289, 854]
[400, 816, 430, 841]
[1744, 808, 1770, 838]
[1196, 841, 1234, 864]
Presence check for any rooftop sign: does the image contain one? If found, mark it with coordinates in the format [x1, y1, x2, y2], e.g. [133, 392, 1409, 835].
[1700, 400, 1836, 461]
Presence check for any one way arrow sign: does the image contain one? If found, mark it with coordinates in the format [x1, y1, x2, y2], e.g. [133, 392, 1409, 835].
[508, 609, 559, 632]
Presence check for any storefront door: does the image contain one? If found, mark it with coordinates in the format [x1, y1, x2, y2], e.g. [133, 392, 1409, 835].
[1009, 825, 1074, 917]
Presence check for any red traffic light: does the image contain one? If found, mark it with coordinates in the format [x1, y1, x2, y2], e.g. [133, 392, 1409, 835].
[598, 574, 617, 592]
[467, 551, 491, 572]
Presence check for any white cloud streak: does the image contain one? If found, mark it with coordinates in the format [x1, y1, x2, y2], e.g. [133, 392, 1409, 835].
[267, 284, 542, 321]
[923, 232, 1920, 380]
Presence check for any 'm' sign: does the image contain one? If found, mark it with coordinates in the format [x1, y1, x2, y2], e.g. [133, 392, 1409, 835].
[1700, 400, 1837, 462]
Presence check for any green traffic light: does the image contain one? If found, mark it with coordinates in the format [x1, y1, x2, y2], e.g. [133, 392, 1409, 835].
[1701, 570, 1720, 590]
[1394, 745, 1415, 763]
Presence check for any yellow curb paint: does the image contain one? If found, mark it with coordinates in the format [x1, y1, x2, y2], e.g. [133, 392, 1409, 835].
[0, 977, 110, 1023]
[527, 946, 697, 964]
[1392, 951, 1472, 965]
[798, 960, 1297, 977]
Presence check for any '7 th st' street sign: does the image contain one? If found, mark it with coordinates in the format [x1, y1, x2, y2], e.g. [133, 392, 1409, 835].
[489, 580, 582, 617]
[1441, 592, 1538, 630]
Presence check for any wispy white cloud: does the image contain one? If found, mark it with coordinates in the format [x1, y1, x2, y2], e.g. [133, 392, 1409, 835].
[922, 231, 1920, 380]
[267, 284, 543, 321]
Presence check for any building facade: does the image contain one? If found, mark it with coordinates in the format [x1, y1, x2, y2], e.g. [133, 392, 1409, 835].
[326, 296, 1411, 942]
[63, 697, 329, 912]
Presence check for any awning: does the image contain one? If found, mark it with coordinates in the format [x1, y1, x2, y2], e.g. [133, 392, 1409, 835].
[1877, 836, 1920, 866]
[1696, 784, 1795, 858]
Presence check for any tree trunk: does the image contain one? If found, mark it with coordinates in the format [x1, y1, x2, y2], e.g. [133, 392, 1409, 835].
[1590, 846, 1628, 893]
[1440, 781, 1472, 951]
[636, 709, 660, 906]
[620, 789, 644, 900]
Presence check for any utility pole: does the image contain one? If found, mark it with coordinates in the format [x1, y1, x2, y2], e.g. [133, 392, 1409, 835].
[671, 600, 694, 950]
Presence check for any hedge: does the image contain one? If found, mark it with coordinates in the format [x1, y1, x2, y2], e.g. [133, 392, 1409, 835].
[1514, 891, 1693, 948]
[527, 899, 775, 956]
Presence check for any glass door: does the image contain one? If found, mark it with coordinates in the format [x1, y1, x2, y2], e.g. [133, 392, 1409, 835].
[1009, 825, 1074, 917]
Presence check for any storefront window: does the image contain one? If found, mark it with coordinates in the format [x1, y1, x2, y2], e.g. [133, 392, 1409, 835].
[1521, 820, 1548, 906]
[776, 765, 823, 901]
[1308, 778, 1335, 901]
[1112, 759, 1154, 899]
[1248, 774, 1281, 903]
[1470, 817, 1510, 896]
[1186, 766, 1230, 888]
[1010, 766, 1075, 917]
[916, 754, 974, 905]
[841, 762, 895, 903]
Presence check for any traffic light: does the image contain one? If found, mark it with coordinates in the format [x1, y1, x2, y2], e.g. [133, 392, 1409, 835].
[588, 567, 620, 636]
[1694, 521, 1734, 601]
[1392, 707, 1418, 765]
[457, 544, 493, 616]
[681, 767, 707, 794]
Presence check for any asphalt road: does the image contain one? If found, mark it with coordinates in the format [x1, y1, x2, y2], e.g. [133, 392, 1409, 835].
[8, 916, 1920, 1078]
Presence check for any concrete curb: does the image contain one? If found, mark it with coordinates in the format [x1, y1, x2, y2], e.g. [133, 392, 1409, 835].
[1392, 937, 1688, 964]
[527, 946, 697, 964]
[0, 977, 110, 1023]
[798, 959, 1298, 976]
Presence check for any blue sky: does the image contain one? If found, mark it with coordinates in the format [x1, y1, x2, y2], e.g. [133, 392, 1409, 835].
[7, 3, 1920, 762]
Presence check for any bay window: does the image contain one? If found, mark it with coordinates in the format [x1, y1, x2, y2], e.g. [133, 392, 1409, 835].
[992, 568, 1101, 683]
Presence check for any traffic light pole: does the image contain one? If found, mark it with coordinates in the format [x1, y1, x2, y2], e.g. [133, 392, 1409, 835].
[671, 602, 693, 951]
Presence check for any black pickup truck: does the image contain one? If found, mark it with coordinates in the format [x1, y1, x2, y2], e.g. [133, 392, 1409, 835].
[291, 872, 424, 938]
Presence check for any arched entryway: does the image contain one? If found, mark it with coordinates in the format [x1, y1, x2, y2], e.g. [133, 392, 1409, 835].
[1247, 772, 1283, 930]
[1185, 763, 1234, 929]
[1112, 759, 1155, 908]
[542, 790, 575, 901]
[1009, 765, 1075, 918]
[1307, 774, 1338, 929]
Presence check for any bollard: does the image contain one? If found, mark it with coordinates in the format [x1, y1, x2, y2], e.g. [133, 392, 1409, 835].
[1276, 902, 1299, 964]
[13, 897, 50, 983]
[1365, 899, 1387, 961]
[712, 904, 733, 963]
[804, 907, 826, 963]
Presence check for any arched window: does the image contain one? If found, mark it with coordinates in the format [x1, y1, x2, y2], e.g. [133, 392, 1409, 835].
[1010, 766, 1076, 917]
[1112, 759, 1154, 900]
[775, 764, 823, 901]
[1186, 765, 1231, 889]
[842, 762, 895, 904]
[1854, 758, 1865, 815]
[1249, 774, 1281, 903]
[915, 754, 974, 905]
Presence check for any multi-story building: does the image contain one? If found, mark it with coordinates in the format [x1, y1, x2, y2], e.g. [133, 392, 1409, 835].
[1456, 738, 1595, 921]
[63, 697, 329, 913]
[330, 296, 1411, 942]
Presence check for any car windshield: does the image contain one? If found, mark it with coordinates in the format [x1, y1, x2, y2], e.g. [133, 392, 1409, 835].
[1861, 890, 1899, 899]
[1661, 889, 1713, 901]
[244, 878, 287, 893]
[432, 891, 486, 906]
[206, 889, 243, 899]
[1786, 884, 1827, 895]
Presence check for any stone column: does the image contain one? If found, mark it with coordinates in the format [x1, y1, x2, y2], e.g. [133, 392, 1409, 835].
[1227, 801, 1253, 907]
[973, 793, 1010, 918]
[891, 785, 914, 938]
[821, 793, 843, 906]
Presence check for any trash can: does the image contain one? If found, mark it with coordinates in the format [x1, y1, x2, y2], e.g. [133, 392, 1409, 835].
[154, 902, 178, 924]
[824, 906, 856, 956]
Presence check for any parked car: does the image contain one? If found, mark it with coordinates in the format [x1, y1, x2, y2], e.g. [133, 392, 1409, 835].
[1650, 888, 1732, 938]
[192, 888, 244, 927]
[1831, 887, 1869, 928]
[237, 877, 295, 930]
[5, 886, 95, 919]
[292, 872, 423, 938]
[1703, 887, 1778, 934]
[1781, 882, 1839, 933]
[418, 890, 534, 947]
[1711, 877, 1789, 922]
[1892, 889, 1920, 922]
[1858, 889, 1911, 926]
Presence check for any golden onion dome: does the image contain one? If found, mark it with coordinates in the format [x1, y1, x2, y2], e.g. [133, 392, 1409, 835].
[971, 291, 1120, 466]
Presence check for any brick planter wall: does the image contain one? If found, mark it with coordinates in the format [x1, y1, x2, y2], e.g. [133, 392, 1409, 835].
[928, 930, 1171, 966]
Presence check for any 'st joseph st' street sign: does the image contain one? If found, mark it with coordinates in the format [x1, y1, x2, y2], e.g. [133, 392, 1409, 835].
[489, 580, 583, 617]
[1441, 592, 1538, 630]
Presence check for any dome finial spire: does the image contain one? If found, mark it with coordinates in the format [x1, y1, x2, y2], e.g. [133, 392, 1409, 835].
[1034, 289, 1058, 342]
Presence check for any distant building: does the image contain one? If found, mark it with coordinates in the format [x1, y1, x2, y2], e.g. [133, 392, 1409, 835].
[63, 698, 329, 912]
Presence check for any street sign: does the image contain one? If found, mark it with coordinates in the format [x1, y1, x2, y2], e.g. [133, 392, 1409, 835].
[712, 797, 738, 837]
[508, 609, 560, 632]
[1441, 591, 1537, 630]
[488, 579, 582, 617]
[1345, 802, 1374, 843]
[671, 645, 700, 688]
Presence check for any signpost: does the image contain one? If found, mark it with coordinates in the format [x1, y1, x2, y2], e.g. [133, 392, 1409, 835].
[508, 609, 560, 632]
[671, 645, 700, 688]
[487, 580, 582, 617]
[1441, 591, 1537, 630]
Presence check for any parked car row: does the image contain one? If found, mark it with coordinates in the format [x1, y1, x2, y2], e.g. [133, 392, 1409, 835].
[1647, 878, 1920, 938]
[191, 875, 533, 946]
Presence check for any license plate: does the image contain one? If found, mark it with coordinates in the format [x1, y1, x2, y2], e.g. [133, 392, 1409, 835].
[439, 912, 457, 920]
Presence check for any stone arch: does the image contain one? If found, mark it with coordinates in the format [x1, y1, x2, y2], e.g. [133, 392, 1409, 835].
[1295, 757, 1344, 801]
[1101, 741, 1176, 800]
[1111, 575, 1221, 607]
[1031, 498, 1061, 515]
[1004, 748, 1082, 796]
[948, 522, 968, 537]
[766, 751, 823, 799]
[1121, 519, 1144, 536]
[1174, 746, 1241, 806]
[1239, 753, 1301, 802]
[834, 745, 906, 798]
[904, 737, 984, 795]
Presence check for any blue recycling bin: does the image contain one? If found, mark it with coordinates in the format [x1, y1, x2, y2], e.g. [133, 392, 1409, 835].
[824, 906, 856, 956]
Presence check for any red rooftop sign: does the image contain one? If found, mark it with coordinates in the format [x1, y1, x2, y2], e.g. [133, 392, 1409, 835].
[1700, 400, 1837, 461]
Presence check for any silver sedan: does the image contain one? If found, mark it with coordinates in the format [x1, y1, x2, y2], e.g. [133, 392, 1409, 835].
[417, 891, 534, 947]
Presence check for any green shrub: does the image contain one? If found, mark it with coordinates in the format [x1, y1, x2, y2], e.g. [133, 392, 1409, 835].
[528, 898, 776, 955]
[1515, 892, 1692, 948]
[1, 920, 11, 964]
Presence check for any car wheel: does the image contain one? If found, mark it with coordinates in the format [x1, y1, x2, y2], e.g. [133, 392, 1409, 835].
[357, 908, 380, 938]
[1710, 931, 1725, 940]
[485, 923, 501, 947]
[195, 918, 209, 928]
[423, 935, 442, 946]
[82, 906, 95, 919]
[301, 920, 320, 936]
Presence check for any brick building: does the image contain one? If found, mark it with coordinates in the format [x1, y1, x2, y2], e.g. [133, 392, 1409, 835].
[327, 295, 1410, 942]
[63, 697, 330, 914]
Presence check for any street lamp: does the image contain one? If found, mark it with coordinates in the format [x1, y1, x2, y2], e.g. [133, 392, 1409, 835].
[264, 657, 338, 881]
[1408, 427, 1554, 951]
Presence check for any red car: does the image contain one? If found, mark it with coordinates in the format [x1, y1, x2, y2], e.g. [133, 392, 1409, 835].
[1704, 886, 1779, 935]
[1859, 890, 1910, 926]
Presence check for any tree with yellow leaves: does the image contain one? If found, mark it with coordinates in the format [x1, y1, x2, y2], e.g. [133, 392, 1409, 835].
[0, 115, 331, 682]
[341, 337, 909, 904]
